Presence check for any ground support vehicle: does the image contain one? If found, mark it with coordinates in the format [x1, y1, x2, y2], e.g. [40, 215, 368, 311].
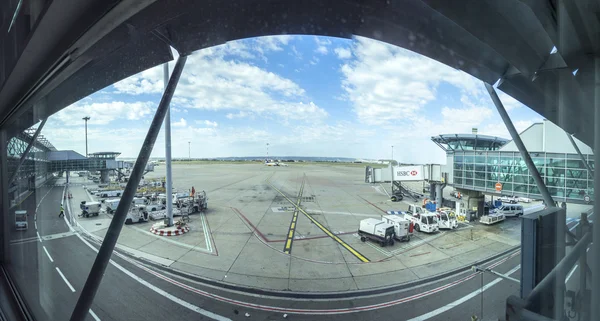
[15, 210, 27, 230]
[382, 215, 412, 241]
[358, 218, 395, 247]
[125, 205, 149, 224]
[480, 213, 505, 225]
[80, 201, 101, 218]
[436, 207, 459, 229]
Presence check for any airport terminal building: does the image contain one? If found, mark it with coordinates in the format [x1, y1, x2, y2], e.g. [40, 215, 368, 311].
[433, 120, 594, 204]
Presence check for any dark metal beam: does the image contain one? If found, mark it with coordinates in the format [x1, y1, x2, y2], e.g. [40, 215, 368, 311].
[69, 54, 187, 321]
[485, 82, 555, 207]
[8, 118, 47, 185]
[526, 232, 591, 306]
[565, 132, 594, 178]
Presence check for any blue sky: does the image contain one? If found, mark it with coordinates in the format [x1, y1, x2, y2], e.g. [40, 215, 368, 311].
[41, 35, 543, 163]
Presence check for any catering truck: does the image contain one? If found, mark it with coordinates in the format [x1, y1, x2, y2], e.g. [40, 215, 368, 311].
[80, 201, 101, 218]
[104, 199, 120, 214]
[15, 210, 27, 230]
[358, 218, 396, 247]
[382, 215, 412, 241]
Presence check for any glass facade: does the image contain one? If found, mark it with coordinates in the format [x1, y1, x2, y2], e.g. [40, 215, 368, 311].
[452, 151, 594, 202]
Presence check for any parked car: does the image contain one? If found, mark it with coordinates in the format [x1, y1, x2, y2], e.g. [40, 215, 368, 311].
[518, 196, 532, 203]
[499, 195, 518, 204]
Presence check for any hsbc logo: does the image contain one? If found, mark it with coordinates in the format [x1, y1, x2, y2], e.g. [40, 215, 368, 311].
[397, 171, 417, 176]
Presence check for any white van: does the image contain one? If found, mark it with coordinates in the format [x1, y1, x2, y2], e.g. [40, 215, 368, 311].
[494, 204, 524, 217]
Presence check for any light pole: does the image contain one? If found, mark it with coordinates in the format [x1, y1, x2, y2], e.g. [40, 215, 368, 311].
[391, 145, 394, 193]
[188, 141, 191, 160]
[82, 116, 90, 157]
[266, 143, 269, 161]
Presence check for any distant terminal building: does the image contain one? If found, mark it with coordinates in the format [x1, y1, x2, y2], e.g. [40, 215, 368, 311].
[432, 119, 593, 205]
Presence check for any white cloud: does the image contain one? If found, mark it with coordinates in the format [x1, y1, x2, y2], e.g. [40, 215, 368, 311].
[195, 120, 218, 127]
[113, 49, 327, 124]
[173, 118, 187, 127]
[334, 47, 352, 59]
[254, 35, 293, 53]
[290, 46, 302, 60]
[316, 46, 328, 55]
[226, 111, 252, 119]
[314, 38, 331, 55]
[310, 57, 319, 65]
[52, 101, 154, 125]
[340, 36, 483, 126]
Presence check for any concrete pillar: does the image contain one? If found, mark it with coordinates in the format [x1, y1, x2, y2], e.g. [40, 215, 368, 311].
[100, 170, 109, 184]
[430, 183, 435, 200]
[435, 184, 442, 206]
[66, 171, 69, 184]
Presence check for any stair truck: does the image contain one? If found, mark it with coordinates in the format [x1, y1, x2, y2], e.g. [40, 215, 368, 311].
[80, 201, 101, 218]
[15, 210, 27, 230]
[125, 204, 149, 224]
[358, 218, 396, 247]
[382, 214, 412, 241]
[436, 207, 459, 229]
[405, 204, 439, 233]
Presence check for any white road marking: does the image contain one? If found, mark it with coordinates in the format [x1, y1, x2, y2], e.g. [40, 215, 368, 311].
[305, 209, 381, 217]
[56, 267, 76, 292]
[200, 212, 212, 253]
[74, 233, 230, 321]
[565, 247, 590, 283]
[34, 221, 37, 230]
[43, 246, 54, 262]
[89, 309, 101, 321]
[36, 231, 42, 243]
[406, 265, 521, 321]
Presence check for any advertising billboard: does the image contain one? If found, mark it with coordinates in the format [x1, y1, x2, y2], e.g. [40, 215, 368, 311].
[393, 165, 424, 181]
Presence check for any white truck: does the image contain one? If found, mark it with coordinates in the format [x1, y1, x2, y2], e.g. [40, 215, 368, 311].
[436, 208, 459, 229]
[382, 215, 412, 242]
[358, 218, 396, 247]
[80, 201, 101, 218]
[125, 204, 149, 224]
[480, 213, 506, 225]
[403, 204, 439, 233]
[15, 210, 27, 230]
[105, 199, 120, 214]
[97, 190, 124, 198]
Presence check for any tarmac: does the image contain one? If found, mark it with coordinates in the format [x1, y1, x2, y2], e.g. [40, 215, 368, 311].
[65, 163, 574, 293]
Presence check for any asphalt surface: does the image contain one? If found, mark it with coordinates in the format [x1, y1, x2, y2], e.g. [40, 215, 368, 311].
[6, 182, 524, 321]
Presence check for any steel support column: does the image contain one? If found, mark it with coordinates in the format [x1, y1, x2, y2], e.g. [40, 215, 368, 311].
[164, 62, 173, 227]
[0, 130, 9, 263]
[69, 55, 188, 321]
[566, 132, 594, 177]
[591, 56, 600, 321]
[8, 118, 46, 185]
[485, 83, 556, 207]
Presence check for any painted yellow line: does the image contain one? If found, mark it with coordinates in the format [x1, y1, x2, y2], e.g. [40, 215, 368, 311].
[268, 179, 370, 263]
[282, 176, 304, 254]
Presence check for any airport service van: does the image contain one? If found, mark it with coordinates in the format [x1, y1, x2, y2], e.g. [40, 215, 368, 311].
[15, 210, 27, 230]
[493, 204, 524, 217]
[358, 218, 395, 247]
[382, 215, 412, 241]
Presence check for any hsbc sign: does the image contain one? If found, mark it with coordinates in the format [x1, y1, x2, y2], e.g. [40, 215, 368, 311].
[393, 165, 424, 181]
